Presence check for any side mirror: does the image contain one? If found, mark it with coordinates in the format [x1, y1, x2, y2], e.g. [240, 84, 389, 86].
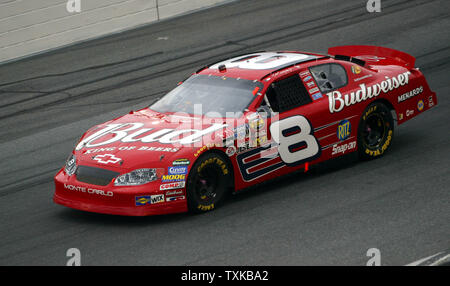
[257, 105, 274, 118]
[257, 105, 271, 114]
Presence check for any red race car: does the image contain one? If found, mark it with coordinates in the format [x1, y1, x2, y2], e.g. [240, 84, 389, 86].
[54, 46, 437, 216]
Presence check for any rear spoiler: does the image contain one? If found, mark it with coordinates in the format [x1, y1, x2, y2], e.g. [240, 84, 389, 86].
[328, 45, 415, 69]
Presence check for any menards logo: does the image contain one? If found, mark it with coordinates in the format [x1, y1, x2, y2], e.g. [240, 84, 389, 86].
[398, 86, 423, 103]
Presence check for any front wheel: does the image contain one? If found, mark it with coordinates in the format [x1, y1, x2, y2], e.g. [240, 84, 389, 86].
[357, 102, 394, 160]
[186, 152, 232, 213]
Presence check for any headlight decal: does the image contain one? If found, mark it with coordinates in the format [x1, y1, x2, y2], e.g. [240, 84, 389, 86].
[114, 168, 164, 186]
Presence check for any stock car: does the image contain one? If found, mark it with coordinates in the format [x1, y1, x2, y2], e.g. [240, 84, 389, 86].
[54, 45, 437, 216]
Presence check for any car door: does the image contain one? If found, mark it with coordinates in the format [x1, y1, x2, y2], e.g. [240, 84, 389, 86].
[306, 61, 360, 159]
[236, 72, 322, 182]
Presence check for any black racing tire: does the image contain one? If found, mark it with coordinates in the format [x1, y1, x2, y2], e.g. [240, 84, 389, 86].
[186, 152, 232, 213]
[357, 102, 394, 160]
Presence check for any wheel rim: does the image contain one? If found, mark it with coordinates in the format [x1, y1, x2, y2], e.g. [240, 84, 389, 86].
[194, 164, 221, 203]
[362, 113, 387, 148]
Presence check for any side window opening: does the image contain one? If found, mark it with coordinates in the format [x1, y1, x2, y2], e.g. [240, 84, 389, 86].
[265, 74, 312, 113]
[309, 63, 348, 93]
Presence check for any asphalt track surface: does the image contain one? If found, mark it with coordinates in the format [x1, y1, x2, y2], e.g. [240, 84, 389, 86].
[0, 0, 449, 266]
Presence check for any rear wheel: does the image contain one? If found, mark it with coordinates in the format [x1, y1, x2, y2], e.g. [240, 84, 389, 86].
[357, 102, 394, 160]
[186, 152, 231, 213]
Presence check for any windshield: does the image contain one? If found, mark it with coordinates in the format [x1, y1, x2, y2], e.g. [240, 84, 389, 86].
[150, 74, 263, 117]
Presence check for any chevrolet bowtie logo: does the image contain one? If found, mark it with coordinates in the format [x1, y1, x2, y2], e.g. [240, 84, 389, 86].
[93, 154, 122, 164]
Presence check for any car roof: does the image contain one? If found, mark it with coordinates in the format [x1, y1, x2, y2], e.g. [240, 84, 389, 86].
[197, 51, 329, 81]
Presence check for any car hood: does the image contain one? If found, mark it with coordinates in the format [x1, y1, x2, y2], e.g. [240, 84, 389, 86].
[73, 108, 231, 170]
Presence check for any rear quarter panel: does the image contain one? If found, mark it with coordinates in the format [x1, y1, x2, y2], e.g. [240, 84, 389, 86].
[219, 59, 437, 193]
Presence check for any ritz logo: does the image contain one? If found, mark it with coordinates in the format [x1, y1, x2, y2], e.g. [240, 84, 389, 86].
[66, 0, 81, 13]
[366, 0, 381, 13]
[66, 248, 81, 266]
[337, 120, 351, 141]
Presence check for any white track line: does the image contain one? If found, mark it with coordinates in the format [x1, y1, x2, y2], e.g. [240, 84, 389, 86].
[406, 251, 450, 266]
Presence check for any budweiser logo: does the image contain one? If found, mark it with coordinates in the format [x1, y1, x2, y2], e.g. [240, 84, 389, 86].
[76, 123, 227, 150]
[327, 71, 411, 113]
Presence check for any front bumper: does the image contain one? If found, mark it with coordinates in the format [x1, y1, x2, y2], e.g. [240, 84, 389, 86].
[53, 169, 188, 216]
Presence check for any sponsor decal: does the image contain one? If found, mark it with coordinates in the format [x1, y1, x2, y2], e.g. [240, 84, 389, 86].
[166, 196, 186, 202]
[172, 158, 190, 166]
[309, 87, 319, 94]
[168, 166, 188, 175]
[417, 100, 424, 112]
[351, 65, 362, 74]
[198, 157, 229, 175]
[75, 123, 227, 150]
[225, 146, 236, 157]
[331, 141, 356, 156]
[64, 184, 113, 197]
[193, 143, 216, 157]
[399, 113, 404, 120]
[300, 70, 311, 78]
[328, 72, 411, 113]
[311, 92, 323, 100]
[236, 144, 252, 154]
[337, 120, 351, 141]
[249, 118, 265, 130]
[428, 96, 434, 108]
[235, 133, 268, 154]
[198, 204, 215, 211]
[160, 182, 186, 191]
[302, 74, 322, 100]
[135, 194, 165, 206]
[234, 124, 249, 139]
[398, 86, 423, 103]
[92, 154, 122, 164]
[161, 174, 186, 182]
[252, 134, 268, 147]
[165, 189, 185, 196]
[406, 109, 414, 117]
[363, 105, 377, 121]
